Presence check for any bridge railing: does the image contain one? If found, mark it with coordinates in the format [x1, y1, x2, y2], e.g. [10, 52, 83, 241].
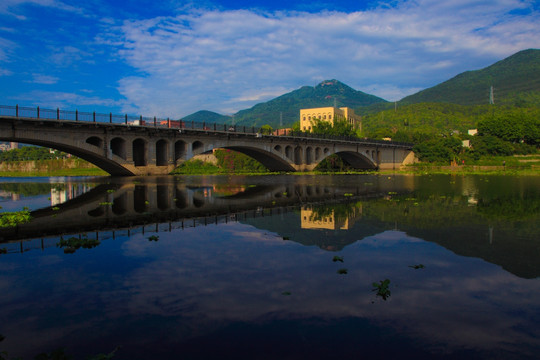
[0, 104, 413, 147]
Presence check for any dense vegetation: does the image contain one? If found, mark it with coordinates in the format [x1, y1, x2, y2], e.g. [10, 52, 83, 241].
[362, 105, 539, 163]
[0, 146, 69, 161]
[172, 149, 268, 174]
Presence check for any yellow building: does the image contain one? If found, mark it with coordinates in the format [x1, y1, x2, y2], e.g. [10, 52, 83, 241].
[299, 107, 361, 132]
[300, 205, 362, 230]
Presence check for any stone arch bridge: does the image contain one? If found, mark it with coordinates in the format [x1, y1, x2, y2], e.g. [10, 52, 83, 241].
[0, 106, 414, 176]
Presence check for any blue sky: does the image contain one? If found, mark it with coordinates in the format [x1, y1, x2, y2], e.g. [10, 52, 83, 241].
[0, 0, 539, 118]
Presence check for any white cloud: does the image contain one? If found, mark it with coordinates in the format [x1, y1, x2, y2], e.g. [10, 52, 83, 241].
[103, 0, 539, 116]
[31, 73, 58, 84]
[0, 0, 83, 19]
[13, 90, 122, 109]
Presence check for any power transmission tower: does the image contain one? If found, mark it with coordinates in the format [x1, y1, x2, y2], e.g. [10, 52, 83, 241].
[489, 86, 494, 104]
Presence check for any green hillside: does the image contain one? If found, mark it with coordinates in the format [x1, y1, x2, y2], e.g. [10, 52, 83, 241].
[182, 110, 231, 124]
[400, 49, 540, 106]
[233, 79, 387, 128]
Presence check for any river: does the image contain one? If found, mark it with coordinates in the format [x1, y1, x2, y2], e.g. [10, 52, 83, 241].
[0, 174, 539, 359]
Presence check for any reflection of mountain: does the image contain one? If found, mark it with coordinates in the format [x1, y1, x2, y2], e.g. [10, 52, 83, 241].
[244, 175, 540, 279]
[243, 205, 386, 252]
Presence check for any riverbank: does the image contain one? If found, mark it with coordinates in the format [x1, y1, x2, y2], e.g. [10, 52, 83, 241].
[0, 159, 108, 177]
[1, 158, 538, 177]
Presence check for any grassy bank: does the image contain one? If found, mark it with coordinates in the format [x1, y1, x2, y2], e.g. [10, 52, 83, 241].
[0, 159, 108, 177]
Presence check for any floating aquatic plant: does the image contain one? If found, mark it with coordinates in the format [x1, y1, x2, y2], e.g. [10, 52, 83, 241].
[57, 236, 100, 253]
[147, 235, 159, 241]
[0, 208, 32, 228]
[337, 268, 348, 274]
[332, 256, 344, 262]
[409, 264, 425, 269]
[372, 279, 391, 300]
[99, 202, 113, 206]
[281, 291, 291, 296]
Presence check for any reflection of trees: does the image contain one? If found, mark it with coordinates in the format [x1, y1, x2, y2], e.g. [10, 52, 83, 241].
[476, 193, 540, 221]
[0, 183, 53, 196]
[308, 202, 362, 224]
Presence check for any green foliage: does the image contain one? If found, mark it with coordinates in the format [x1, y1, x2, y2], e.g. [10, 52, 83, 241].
[310, 118, 357, 137]
[214, 149, 268, 173]
[56, 236, 100, 253]
[478, 108, 540, 145]
[332, 256, 344, 262]
[172, 159, 222, 175]
[260, 124, 273, 134]
[0, 209, 32, 228]
[413, 136, 463, 163]
[0, 146, 70, 161]
[372, 279, 391, 300]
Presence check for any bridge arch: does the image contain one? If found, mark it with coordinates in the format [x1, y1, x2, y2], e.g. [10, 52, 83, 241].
[86, 136, 103, 149]
[133, 138, 147, 166]
[192, 141, 204, 154]
[222, 146, 295, 172]
[294, 146, 302, 165]
[156, 139, 168, 166]
[110, 137, 127, 160]
[306, 147, 313, 165]
[285, 145, 293, 160]
[175, 140, 186, 162]
[331, 151, 377, 170]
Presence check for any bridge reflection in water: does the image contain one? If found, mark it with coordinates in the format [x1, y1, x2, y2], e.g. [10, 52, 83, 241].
[0, 175, 413, 251]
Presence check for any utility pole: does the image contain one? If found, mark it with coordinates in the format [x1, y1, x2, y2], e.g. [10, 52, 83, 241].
[489, 86, 494, 105]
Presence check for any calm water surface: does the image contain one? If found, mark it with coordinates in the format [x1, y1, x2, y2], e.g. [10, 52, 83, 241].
[0, 174, 539, 359]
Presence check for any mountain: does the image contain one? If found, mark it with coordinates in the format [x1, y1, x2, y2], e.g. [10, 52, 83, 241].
[182, 110, 231, 124]
[400, 49, 540, 106]
[233, 80, 387, 128]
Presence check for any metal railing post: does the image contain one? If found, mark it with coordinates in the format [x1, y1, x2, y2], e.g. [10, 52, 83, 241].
[16, 104, 18, 117]
[110, 113, 112, 123]
[93, 112, 96, 122]
[154, 116, 156, 127]
[76, 110, 78, 121]
[168, 118, 170, 128]
[37, 106, 40, 119]
[125, 114, 127, 125]
[57, 108, 60, 120]
[203, 122, 205, 130]
[191, 121, 194, 129]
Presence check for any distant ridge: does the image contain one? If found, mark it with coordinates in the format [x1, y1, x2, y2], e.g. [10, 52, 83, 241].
[400, 49, 540, 106]
[182, 110, 231, 124]
[233, 80, 387, 128]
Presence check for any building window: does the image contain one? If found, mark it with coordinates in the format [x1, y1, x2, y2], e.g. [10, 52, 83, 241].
[329, 115, 332, 119]
[303, 126, 306, 130]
